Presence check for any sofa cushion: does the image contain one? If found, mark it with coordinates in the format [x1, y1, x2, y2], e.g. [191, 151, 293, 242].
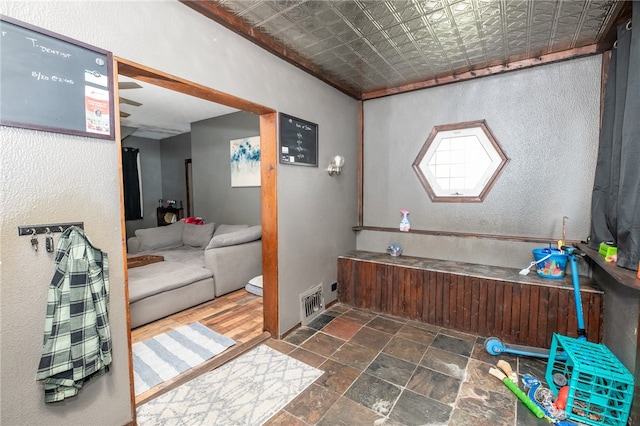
[128, 261, 213, 303]
[206, 225, 262, 249]
[142, 246, 204, 269]
[182, 222, 215, 248]
[135, 221, 184, 251]
[213, 224, 250, 236]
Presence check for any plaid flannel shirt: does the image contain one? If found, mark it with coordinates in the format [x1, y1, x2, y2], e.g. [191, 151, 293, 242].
[35, 226, 112, 403]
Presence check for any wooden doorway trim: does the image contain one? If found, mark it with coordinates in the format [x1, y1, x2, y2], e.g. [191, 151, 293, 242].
[114, 56, 279, 417]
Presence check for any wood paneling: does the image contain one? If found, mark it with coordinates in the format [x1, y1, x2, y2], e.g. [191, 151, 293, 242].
[338, 257, 603, 347]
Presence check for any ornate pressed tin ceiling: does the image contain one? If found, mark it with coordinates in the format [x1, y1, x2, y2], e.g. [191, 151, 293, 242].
[189, 0, 626, 98]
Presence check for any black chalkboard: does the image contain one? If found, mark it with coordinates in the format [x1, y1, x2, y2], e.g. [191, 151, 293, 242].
[279, 113, 318, 166]
[0, 15, 115, 140]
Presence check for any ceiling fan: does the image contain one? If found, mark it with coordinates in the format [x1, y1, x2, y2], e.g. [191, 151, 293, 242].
[118, 81, 143, 118]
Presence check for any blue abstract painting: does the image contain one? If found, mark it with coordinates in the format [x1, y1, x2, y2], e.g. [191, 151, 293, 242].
[230, 136, 261, 187]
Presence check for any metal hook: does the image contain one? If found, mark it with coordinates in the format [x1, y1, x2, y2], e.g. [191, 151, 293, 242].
[626, 20, 631, 31]
[614, 40, 618, 49]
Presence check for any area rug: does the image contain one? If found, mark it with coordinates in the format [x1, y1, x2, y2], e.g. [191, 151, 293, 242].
[133, 322, 236, 396]
[136, 344, 324, 425]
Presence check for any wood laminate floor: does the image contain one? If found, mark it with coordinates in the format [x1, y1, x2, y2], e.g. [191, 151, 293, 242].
[131, 289, 265, 405]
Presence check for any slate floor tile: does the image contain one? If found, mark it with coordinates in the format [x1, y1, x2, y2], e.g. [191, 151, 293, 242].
[383, 335, 429, 364]
[344, 372, 402, 416]
[431, 333, 474, 357]
[322, 317, 363, 340]
[265, 304, 543, 426]
[316, 396, 384, 426]
[366, 353, 417, 387]
[316, 358, 361, 394]
[301, 331, 345, 358]
[265, 338, 296, 354]
[406, 365, 461, 404]
[284, 383, 340, 425]
[396, 324, 437, 346]
[419, 346, 468, 380]
[464, 358, 509, 396]
[330, 341, 379, 371]
[453, 382, 516, 423]
[366, 316, 405, 334]
[307, 314, 336, 330]
[263, 410, 308, 426]
[350, 326, 393, 351]
[340, 309, 377, 325]
[289, 347, 327, 368]
[388, 389, 452, 425]
[284, 327, 317, 346]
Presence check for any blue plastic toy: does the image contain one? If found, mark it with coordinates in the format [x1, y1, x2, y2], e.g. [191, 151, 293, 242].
[485, 246, 587, 358]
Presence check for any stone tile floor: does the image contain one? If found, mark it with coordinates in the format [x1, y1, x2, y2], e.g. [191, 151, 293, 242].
[264, 303, 553, 426]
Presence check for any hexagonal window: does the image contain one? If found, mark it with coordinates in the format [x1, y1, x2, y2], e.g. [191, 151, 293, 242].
[412, 120, 508, 202]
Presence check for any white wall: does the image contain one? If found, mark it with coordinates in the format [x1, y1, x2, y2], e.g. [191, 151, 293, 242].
[359, 56, 601, 269]
[0, 1, 359, 424]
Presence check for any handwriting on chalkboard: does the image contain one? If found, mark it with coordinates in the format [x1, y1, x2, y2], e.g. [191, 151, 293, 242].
[27, 37, 72, 58]
[0, 15, 114, 140]
[279, 113, 318, 166]
[32, 71, 74, 84]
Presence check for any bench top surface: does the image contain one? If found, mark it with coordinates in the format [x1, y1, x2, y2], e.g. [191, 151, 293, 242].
[339, 250, 603, 293]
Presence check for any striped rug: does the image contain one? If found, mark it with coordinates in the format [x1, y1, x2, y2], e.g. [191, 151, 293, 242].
[133, 322, 235, 395]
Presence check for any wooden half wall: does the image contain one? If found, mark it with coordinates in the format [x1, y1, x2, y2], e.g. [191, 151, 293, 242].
[338, 251, 603, 348]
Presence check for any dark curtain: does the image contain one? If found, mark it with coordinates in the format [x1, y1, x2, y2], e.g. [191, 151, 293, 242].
[589, 4, 639, 271]
[122, 147, 143, 220]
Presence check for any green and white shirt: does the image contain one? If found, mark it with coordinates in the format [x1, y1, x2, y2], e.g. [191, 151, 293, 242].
[35, 226, 112, 403]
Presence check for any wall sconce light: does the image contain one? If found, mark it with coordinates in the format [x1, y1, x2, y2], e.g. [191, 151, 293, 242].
[327, 155, 345, 176]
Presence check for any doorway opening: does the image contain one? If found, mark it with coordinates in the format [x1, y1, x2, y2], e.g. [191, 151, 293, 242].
[115, 57, 279, 410]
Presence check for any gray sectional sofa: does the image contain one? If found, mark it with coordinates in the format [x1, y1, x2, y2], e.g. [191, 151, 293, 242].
[126, 221, 262, 328]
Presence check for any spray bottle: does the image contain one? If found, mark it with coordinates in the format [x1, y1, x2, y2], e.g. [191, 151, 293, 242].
[399, 210, 411, 232]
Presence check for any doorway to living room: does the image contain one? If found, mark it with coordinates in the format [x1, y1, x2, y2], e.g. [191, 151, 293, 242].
[115, 57, 279, 410]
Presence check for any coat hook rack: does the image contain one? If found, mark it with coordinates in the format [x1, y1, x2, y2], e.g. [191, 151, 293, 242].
[18, 222, 84, 236]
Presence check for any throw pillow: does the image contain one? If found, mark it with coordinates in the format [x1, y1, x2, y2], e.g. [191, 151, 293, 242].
[182, 222, 215, 248]
[213, 224, 250, 236]
[135, 221, 184, 250]
[206, 225, 261, 249]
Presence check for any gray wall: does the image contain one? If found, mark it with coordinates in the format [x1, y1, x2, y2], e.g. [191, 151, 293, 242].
[161, 132, 191, 213]
[0, 2, 358, 424]
[191, 112, 261, 225]
[359, 56, 601, 269]
[123, 135, 163, 239]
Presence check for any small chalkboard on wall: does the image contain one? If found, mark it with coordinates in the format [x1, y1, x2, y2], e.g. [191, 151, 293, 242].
[0, 15, 115, 140]
[279, 113, 318, 166]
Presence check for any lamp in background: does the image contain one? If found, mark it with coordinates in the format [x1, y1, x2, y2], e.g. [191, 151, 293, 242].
[327, 155, 345, 176]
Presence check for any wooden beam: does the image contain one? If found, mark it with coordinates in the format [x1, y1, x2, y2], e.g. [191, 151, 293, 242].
[180, 0, 360, 99]
[354, 225, 582, 245]
[260, 112, 279, 337]
[357, 100, 364, 227]
[116, 57, 274, 115]
[362, 44, 601, 100]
